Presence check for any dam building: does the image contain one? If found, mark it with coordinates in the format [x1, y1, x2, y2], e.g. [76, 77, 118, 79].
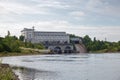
[21, 28, 74, 53]
[21, 28, 69, 44]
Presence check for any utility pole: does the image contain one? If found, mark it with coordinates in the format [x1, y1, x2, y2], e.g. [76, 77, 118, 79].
[105, 37, 107, 42]
[32, 26, 35, 30]
[32, 26, 35, 43]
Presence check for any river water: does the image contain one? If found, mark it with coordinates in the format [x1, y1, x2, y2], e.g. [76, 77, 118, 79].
[2, 53, 120, 80]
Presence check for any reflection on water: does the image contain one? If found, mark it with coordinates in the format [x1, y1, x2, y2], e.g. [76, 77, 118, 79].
[13, 67, 58, 80]
[2, 53, 120, 80]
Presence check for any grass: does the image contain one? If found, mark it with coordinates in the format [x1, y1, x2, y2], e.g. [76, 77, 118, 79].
[0, 64, 19, 80]
[0, 52, 47, 57]
[0, 48, 51, 57]
[90, 49, 120, 53]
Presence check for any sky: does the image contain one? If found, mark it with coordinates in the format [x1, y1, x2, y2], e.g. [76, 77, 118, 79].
[0, 0, 120, 42]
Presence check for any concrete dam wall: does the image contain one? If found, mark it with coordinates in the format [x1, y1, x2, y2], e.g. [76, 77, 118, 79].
[74, 44, 87, 53]
[45, 43, 87, 54]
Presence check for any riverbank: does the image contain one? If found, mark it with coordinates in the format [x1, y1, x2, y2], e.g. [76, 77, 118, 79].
[0, 48, 51, 57]
[90, 49, 120, 53]
[0, 51, 119, 57]
[0, 64, 19, 80]
[0, 52, 50, 57]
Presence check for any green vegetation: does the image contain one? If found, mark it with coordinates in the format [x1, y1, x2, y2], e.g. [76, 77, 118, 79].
[0, 64, 19, 80]
[0, 31, 120, 54]
[69, 34, 80, 38]
[82, 35, 120, 53]
[0, 67, 15, 80]
[0, 31, 45, 54]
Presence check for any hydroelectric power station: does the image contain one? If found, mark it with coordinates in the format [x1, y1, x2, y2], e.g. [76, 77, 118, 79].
[21, 27, 87, 54]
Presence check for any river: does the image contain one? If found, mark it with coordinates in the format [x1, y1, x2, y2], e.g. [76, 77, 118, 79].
[2, 53, 120, 80]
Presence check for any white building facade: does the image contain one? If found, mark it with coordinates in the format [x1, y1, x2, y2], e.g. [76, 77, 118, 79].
[21, 28, 70, 44]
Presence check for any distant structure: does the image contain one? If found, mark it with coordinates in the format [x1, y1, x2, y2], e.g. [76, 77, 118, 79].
[21, 27, 86, 54]
[21, 28, 69, 44]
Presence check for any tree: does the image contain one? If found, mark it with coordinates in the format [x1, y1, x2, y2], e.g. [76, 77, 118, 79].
[0, 44, 4, 52]
[7, 31, 11, 36]
[2, 36, 21, 52]
[19, 35, 24, 41]
[69, 34, 79, 38]
[13, 36, 18, 40]
[82, 35, 92, 51]
[93, 37, 96, 42]
[83, 35, 92, 42]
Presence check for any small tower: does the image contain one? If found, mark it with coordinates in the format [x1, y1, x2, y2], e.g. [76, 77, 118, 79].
[32, 26, 35, 31]
[32, 26, 35, 43]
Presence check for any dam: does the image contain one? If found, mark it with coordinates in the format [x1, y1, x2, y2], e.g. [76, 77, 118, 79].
[21, 27, 86, 53]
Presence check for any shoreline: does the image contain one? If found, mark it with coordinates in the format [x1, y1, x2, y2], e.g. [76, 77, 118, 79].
[0, 52, 120, 57]
[0, 64, 20, 80]
[0, 52, 50, 57]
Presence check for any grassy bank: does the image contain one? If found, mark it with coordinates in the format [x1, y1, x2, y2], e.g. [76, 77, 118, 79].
[0, 64, 19, 80]
[0, 51, 50, 57]
[0, 48, 50, 57]
[0, 52, 44, 57]
[90, 49, 120, 53]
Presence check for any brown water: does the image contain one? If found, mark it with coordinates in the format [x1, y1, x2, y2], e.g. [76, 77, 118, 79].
[2, 53, 120, 80]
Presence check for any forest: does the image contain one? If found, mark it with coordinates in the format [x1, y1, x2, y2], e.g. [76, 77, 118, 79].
[82, 35, 120, 53]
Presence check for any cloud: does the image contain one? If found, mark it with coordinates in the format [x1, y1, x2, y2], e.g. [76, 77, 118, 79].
[0, 0, 48, 15]
[98, 5, 120, 17]
[69, 11, 85, 18]
[0, 0, 71, 23]
[85, 0, 120, 17]
[0, 0, 120, 42]
[31, 0, 70, 9]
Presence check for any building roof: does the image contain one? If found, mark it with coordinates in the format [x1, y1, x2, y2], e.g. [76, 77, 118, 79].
[34, 31, 67, 36]
[35, 31, 66, 33]
[21, 28, 34, 32]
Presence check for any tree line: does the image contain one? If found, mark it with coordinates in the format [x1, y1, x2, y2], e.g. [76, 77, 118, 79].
[0, 31, 44, 53]
[0, 32, 120, 53]
[82, 35, 120, 52]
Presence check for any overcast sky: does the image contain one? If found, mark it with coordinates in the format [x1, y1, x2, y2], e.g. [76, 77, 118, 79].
[0, 0, 120, 42]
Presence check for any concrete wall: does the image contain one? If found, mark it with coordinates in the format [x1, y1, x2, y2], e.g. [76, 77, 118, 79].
[48, 44, 74, 54]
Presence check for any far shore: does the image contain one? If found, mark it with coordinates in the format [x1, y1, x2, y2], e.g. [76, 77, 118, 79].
[0, 48, 51, 57]
[0, 52, 50, 57]
[0, 52, 120, 57]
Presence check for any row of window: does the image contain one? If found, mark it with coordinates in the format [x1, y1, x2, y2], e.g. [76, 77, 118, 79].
[35, 34, 68, 36]
[34, 38, 68, 41]
[35, 37, 68, 39]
